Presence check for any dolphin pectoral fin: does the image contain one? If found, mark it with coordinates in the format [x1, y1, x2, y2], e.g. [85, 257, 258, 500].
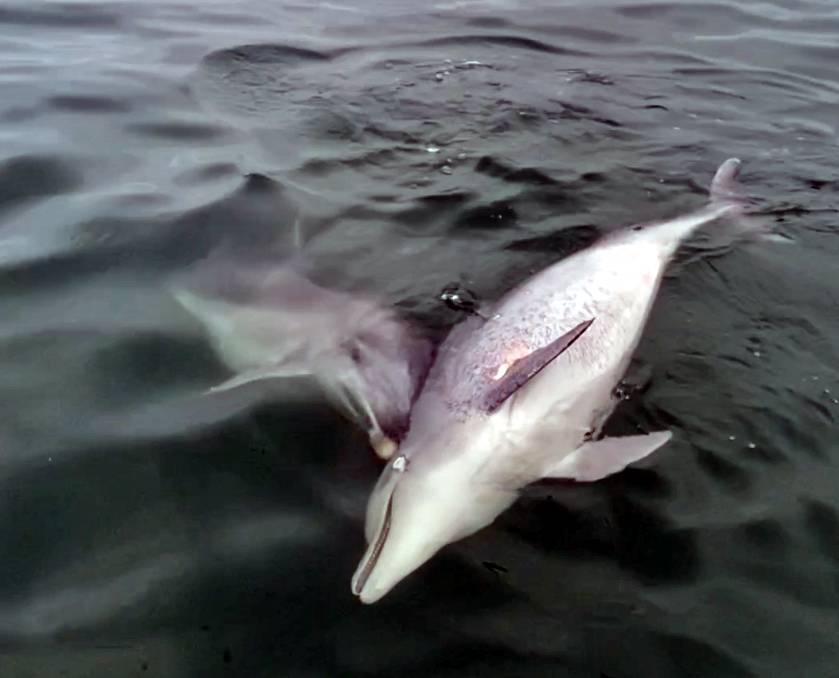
[482, 318, 595, 413]
[543, 431, 672, 482]
[206, 365, 311, 394]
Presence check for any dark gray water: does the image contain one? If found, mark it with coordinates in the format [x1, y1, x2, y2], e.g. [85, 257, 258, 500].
[1, 1, 838, 676]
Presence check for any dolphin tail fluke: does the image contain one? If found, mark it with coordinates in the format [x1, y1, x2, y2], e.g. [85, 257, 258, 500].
[623, 158, 786, 254]
[709, 158, 788, 243]
[709, 157, 744, 202]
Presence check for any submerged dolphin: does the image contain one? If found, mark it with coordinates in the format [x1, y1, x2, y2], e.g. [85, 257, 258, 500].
[352, 158, 770, 603]
[173, 258, 431, 457]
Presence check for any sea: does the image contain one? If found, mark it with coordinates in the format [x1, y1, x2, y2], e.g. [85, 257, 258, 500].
[0, 1, 837, 676]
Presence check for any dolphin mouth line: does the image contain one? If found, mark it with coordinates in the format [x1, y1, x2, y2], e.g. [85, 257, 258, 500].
[352, 492, 393, 597]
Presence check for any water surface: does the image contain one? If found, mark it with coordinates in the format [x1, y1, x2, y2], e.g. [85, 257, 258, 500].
[1, 1, 838, 676]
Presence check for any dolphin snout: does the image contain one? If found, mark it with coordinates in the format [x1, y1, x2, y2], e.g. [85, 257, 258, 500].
[351, 521, 439, 605]
[354, 575, 391, 605]
[351, 548, 421, 605]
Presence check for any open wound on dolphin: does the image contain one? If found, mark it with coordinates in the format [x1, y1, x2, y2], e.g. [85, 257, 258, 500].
[490, 341, 532, 380]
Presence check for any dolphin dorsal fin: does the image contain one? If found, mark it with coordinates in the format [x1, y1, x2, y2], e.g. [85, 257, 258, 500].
[482, 318, 594, 412]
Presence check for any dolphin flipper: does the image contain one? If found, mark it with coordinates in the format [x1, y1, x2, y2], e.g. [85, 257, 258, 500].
[206, 364, 311, 394]
[542, 430, 672, 482]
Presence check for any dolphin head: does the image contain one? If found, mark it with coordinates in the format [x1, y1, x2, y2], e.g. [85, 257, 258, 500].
[174, 254, 432, 458]
[322, 306, 431, 455]
[351, 432, 517, 604]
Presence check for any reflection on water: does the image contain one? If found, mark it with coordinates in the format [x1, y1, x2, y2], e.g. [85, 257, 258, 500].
[0, 0, 838, 676]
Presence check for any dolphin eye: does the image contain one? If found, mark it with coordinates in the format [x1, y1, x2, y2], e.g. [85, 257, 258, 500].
[347, 343, 363, 364]
[392, 455, 407, 472]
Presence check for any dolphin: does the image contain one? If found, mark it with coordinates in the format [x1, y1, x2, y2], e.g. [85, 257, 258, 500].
[352, 158, 772, 603]
[172, 257, 431, 458]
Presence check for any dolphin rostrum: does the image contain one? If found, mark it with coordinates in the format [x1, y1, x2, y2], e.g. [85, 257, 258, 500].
[352, 158, 772, 603]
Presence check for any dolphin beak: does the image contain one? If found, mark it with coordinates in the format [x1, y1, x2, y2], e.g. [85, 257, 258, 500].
[351, 493, 393, 603]
[355, 577, 390, 605]
[352, 566, 388, 604]
[352, 544, 404, 604]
